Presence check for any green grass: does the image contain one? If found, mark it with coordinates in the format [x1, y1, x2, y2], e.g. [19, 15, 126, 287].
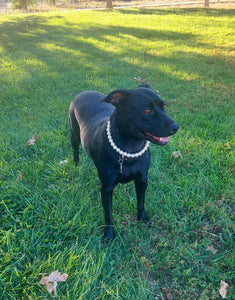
[0, 7, 234, 299]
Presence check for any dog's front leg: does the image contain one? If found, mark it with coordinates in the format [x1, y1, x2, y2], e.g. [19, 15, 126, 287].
[135, 179, 149, 222]
[100, 188, 115, 240]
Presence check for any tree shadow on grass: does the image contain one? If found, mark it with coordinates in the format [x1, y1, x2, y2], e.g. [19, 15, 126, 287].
[0, 13, 233, 144]
[116, 7, 235, 17]
[0, 14, 231, 90]
[0, 15, 199, 102]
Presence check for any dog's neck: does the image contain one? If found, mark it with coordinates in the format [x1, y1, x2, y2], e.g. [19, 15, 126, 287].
[107, 116, 149, 158]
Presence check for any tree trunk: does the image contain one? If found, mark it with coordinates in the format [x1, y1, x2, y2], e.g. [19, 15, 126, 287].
[204, 0, 209, 7]
[106, 0, 113, 9]
[19, 0, 27, 9]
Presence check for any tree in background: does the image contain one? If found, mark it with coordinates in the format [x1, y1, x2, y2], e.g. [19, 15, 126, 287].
[10, 0, 33, 9]
[10, 0, 56, 9]
[106, 0, 113, 9]
[14, 0, 28, 9]
[9, 0, 210, 11]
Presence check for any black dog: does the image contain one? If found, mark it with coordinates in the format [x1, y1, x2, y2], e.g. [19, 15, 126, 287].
[69, 85, 179, 240]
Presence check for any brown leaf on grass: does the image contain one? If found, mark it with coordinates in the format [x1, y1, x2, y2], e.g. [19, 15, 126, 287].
[167, 293, 171, 300]
[161, 287, 171, 300]
[27, 135, 39, 146]
[39, 270, 68, 296]
[141, 256, 149, 267]
[171, 151, 182, 158]
[224, 142, 231, 150]
[17, 172, 23, 180]
[59, 159, 68, 165]
[206, 245, 217, 255]
[133, 76, 147, 83]
[219, 280, 228, 298]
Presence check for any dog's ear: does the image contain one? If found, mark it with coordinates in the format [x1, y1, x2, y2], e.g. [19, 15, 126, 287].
[102, 89, 129, 106]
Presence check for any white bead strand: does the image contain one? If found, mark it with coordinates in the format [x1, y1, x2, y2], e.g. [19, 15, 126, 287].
[106, 120, 150, 159]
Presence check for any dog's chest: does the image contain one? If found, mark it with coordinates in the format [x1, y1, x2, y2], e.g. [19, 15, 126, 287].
[114, 157, 145, 183]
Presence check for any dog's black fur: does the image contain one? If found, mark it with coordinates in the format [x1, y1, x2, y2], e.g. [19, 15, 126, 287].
[69, 85, 179, 240]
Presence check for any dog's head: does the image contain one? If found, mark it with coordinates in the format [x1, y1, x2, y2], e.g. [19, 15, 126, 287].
[103, 86, 179, 145]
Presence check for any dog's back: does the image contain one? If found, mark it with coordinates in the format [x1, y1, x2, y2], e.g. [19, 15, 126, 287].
[69, 91, 114, 158]
[70, 91, 113, 125]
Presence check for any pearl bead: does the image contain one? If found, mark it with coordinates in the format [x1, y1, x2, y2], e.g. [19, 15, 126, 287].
[106, 120, 149, 159]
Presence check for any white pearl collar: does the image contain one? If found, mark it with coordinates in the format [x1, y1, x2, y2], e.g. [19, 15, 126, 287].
[106, 120, 150, 158]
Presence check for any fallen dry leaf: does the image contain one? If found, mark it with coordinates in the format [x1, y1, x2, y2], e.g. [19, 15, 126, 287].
[141, 256, 149, 267]
[48, 184, 56, 189]
[219, 280, 228, 298]
[133, 76, 147, 83]
[27, 135, 39, 146]
[17, 172, 23, 180]
[224, 142, 231, 150]
[39, 270, 68, 296]
[206, 245, 217, 255]
[59, 159, 68, 165]
[171, 151, 182, 159]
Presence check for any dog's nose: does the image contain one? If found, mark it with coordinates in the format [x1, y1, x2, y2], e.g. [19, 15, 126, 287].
[168, 122, 179, 135]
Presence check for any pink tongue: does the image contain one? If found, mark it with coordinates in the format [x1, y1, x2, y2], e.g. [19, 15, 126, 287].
[159, 136, 169, 143]
[154, 136, 169, 143]
[145, 132, 169, 143]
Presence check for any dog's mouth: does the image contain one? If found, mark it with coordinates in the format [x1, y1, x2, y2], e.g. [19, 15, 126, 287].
[142, 132, 169, 145]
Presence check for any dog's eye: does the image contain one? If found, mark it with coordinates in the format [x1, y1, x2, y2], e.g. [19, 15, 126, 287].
[144, 109, 152, 114]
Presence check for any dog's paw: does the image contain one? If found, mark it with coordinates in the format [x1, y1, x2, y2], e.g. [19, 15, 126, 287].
[137, 211, 149, 223]
[103, 226, 115, 241]
[73, 152, 79, 166]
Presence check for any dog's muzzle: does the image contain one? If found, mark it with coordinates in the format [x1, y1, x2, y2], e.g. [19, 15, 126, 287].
[143, 122, 179, 146]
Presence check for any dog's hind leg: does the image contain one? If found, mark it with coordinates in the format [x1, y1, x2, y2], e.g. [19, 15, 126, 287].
[69, 112, 81, 166]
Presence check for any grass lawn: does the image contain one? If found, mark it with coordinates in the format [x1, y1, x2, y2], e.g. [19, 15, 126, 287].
[0, 7, 234, 299]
